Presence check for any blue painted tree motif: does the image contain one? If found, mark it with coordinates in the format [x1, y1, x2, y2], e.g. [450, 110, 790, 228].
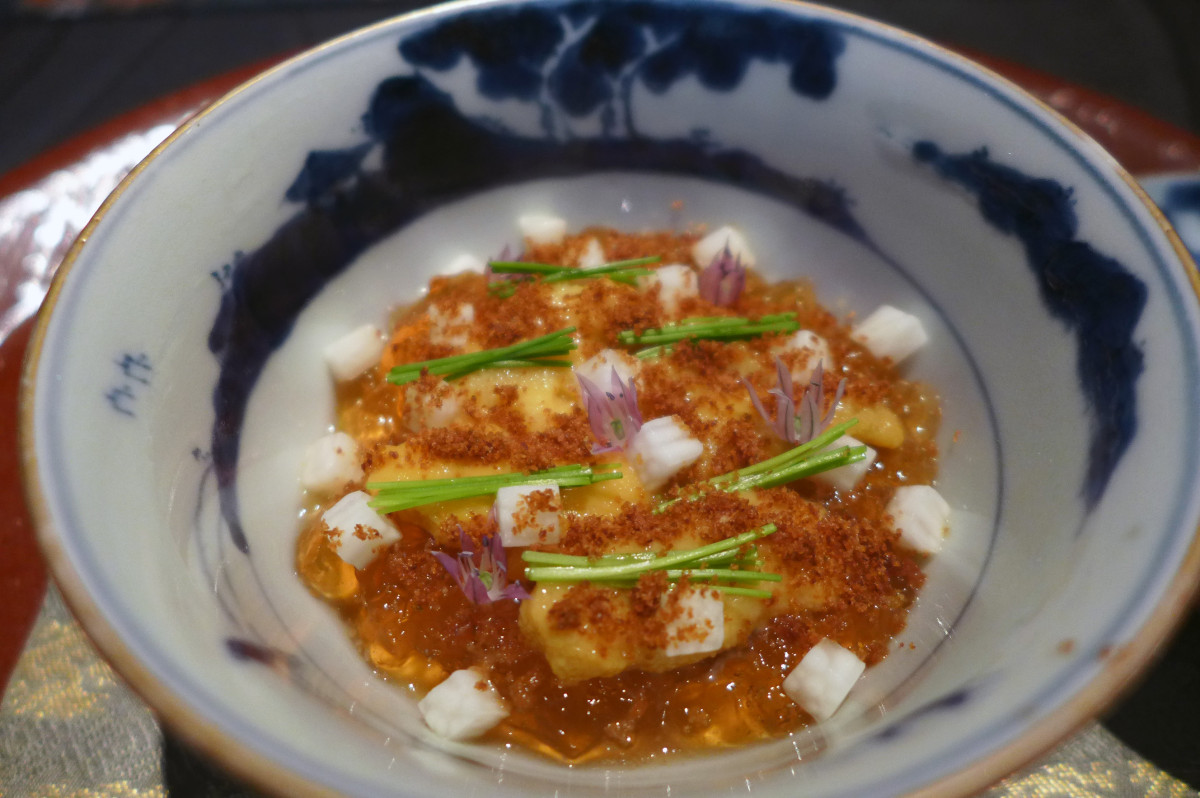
[913, 142, 1147, 508]
[289, 2, 847, 198]
[398, 1, 844, 138]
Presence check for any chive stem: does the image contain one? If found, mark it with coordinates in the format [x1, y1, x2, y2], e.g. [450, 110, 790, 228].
[487, 256, 661, 290]
[617, 314, 799, 347]
[386, 327, 577, 385]
[521, 524, 776, 583]
[367, 463, 621, 513]
[654, 419, 865, 511]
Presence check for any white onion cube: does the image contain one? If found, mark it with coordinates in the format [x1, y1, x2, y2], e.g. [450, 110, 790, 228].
[638, 264, 698, 314]
[439, 253, 485, 276]
[403, 385, 461, 433]
[428, 303, 475, 348]
[813, 435, 877, 491]
[692, 225, 757, 269]
[851, 305, 929, 364]
[887, 485, 951, 554]
[322, 490, 401, 569]
[418, 668, 509, 741]
[323, 324, 385, 382]
[429, 303, 474, 328]
[575, 348, 641, 388]
[782, 638, 865, 721]
[577, 237, 607, 269]
[664, 587, 725, 657]
[627, 416, 704, 492]
[518, 213, 567, 246]
[300, 432, 363, 494]
[494, 484, 562, 546]
[774, 329, 833, 384]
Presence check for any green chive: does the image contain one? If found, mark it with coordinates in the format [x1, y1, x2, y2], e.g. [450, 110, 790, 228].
[367, 463, 621, 513]
[542, 256, 661, 283]
[617, 313, 799, 347]
[654, 419, 866, 512]
[486, 257, 661, 292]
[522, 524, 776, 583]
[488, 261, 566, 274]
[386, 327, 577, 385]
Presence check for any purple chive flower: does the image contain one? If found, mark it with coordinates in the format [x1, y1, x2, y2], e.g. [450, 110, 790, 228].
[485, 245, 528, 296]
[484, 244, 513, 282]
[577, 367, 643, 453]
[433, 527, 529, 604]
[698, 243, 746, 307]
[744, 357, 846, 445]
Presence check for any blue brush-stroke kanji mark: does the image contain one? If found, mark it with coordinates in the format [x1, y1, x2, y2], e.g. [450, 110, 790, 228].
[105, 352, 153, 418]
[913, 142, 1146, 508]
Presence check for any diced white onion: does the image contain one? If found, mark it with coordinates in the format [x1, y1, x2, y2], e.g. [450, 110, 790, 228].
[887, 485, 951, 554]
[300, 431, 363, 494]
[813, 435, 877, 491]
[774, 329, 833, 384]
[627, 416, 704, 492]
[851, 305, 929, 364]
[575, 348, 641, 388]
[439, 253, 485, 276]
[428, 303, 475, 348]
[664, 587, 725, 657]
[518, 213, 567, 246]
[322, 490, 401, 569]
[638, 264, 698, 315]
[418, 668, 509, 741]
[494, 484, 562, 547]
[577, 237, 607, 269]
[323, 324, 385, 382]
[692, 225, 757, 269]
[782, 638, 865, 721]
[402, 385, 461, 433]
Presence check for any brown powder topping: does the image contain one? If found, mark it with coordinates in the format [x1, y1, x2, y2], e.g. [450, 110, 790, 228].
[513, 488, 561, 542]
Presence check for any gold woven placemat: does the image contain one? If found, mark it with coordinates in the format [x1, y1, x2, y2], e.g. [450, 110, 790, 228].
[1, 587, 1194, 798]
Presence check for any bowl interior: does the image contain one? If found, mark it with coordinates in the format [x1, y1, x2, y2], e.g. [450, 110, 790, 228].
[25, 1, 1200, 795]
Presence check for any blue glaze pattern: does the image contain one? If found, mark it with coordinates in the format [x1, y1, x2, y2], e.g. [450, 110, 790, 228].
[870, 686, 976, 743]
[913, 142, 1146, 508]
[285, 143, 374, 205]
[395, 2, 842, 136]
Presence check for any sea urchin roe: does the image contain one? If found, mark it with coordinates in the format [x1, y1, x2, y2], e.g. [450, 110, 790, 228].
[297, 223, 941, 762]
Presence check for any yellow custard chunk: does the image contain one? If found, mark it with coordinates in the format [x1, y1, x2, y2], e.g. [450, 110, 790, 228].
[520, 581, 771, 683]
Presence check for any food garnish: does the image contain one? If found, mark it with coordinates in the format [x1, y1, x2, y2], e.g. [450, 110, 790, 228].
[489, 255, 660, 286]
[744, 357, 846, 446]
[522, 523, 780, 599]
[655, 419, 866, 512]
[367, 463, 621, 513]
[433, 528, 529, 604]
[697, 244, 746, 306]
[385, 326, 577, 385]
[577, 368, 643, 453]
[618, 313, 799, 356]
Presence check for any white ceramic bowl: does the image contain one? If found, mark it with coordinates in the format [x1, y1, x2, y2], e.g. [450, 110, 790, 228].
[21, 1, 1200, 795]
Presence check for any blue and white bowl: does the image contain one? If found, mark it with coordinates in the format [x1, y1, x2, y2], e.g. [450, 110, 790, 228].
[21, 1, 1200, 795]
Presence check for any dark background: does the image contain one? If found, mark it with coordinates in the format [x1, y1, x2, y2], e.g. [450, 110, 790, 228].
[1, 0, 1198, 791]
[3, 0, 1200, 179]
